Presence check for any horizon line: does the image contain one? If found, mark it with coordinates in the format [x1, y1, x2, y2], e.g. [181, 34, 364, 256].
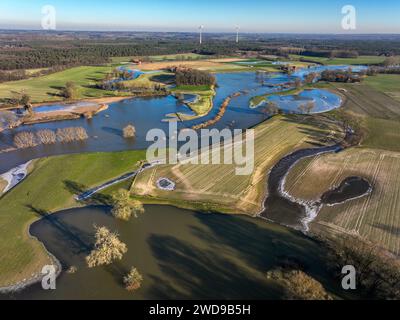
[1, 28, 400, 36]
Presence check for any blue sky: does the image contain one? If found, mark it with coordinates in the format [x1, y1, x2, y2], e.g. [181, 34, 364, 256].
[0, 0, 399, 33]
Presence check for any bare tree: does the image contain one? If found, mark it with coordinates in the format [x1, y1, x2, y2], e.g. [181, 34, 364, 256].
[111, 189, 144, 221]
[0, 111, 18, 130]
[86, 226, 127, 268]
[56, 127, 88, 143]
[36, 129, 57, 144]
[13, 131, 38, 149]
[305, 101, 316, 114]
[123, 124, 136, 139]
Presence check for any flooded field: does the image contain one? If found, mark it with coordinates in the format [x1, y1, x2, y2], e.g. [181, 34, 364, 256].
[4, 205, 353, 300]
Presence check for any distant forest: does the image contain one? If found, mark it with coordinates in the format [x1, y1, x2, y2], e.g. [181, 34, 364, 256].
[1, 31, 400, 70]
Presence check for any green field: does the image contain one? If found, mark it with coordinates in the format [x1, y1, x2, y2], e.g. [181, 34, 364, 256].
[0, 150, 146, 287]
[0, 66, 120, 103]
[289, 55, 386, 66]
[364, 74, 400, 101]
[170, 84, 216, 118]
[111, 53, 206, 64]
[122, 71, 171, 89]
[328, 78, 400, 151]
[132, 114, 343, 214]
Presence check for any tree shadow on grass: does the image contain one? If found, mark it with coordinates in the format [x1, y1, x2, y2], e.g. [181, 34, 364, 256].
[281, 114, 343, 146]
[63, 180, 112, 206]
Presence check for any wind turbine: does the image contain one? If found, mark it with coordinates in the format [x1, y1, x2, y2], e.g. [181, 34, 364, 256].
[199, 25, 204, 44]
[235, 25, 240, 43]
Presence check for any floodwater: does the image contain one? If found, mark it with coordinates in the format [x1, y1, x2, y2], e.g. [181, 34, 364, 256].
[0, 66, 368, 300]
[261, 144, 342, 229]
[0, 68, 353, 173]
[4, 205, 355, 300]
[264, 89, 342, 113]
[321, 176, 372, 205]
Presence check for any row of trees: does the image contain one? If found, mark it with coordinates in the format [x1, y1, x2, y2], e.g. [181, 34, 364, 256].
[0, 65, 70, 83]
[320, 69, 362, 83]
[13, 127, 88, 149]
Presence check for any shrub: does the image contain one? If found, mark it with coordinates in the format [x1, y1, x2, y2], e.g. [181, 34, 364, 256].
[267, 268, 332, 300]
[123, 267, 143, 291]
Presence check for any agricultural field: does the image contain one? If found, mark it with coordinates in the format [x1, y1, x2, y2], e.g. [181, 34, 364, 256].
[110, 53, 206, 65]
[0, 66, 119, 103]
[289, 55, 386, 66]
[364, 74, 400, 102]
[284, 148, 400, 256]
[136, 58, 277, 73]
[131, 115, 344, 214]
[329, 79, 400, 151]
[283, 76, 400, 255]
[0, 150, 146, 287]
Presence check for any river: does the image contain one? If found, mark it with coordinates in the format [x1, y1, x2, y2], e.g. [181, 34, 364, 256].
[4, 205, 356, 300]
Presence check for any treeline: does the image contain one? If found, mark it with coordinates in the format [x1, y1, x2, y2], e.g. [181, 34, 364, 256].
[301, 50, 359, 59]
[0, 65, 69, 83]
[175, 68, 216, 86]
[0, 40, 240, 70]
[323, 235, 400, 300]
